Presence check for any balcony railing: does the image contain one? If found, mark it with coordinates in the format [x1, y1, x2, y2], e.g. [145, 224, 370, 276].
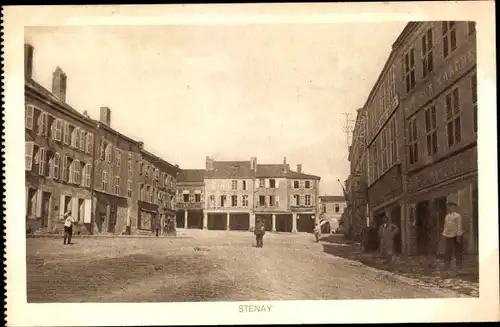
[175, 202, 204, 210]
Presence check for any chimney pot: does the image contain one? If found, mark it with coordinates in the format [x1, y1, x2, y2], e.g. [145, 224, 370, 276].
[52, 67, 67, 102]
[100, 107, 111, 126]
[24, 44, 34, 79]
[297, 164, 302, 173]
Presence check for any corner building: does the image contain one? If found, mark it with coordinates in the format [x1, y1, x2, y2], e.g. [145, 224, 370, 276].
[25, 44, 96, 235]
[397, 21, 478, 255]
[175, 169, 206, 229]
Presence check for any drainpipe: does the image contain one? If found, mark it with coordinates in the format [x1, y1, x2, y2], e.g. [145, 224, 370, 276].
[89, 122, 100, 235]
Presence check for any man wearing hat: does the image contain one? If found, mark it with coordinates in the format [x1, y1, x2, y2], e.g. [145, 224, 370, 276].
[377, 214, 399, 264]
[441, 199, 464, 271]
[62, 211, 76, 245]
[254, 217, 266, 248]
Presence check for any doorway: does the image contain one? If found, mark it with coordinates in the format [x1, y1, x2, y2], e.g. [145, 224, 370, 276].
[188, 210, 204, 229]
[276, 214, 293, 232]
[256, 214, 272, 231]
[78, 198, 85, 224]
[41, 191, 51, 229]
[390, 206, 402, 254]
[108, 204, 117, 233]
[208, 213, 226, 230]
[415, 200, 431, 254]
[297, 214, 314, 233]
[229, 213, 250, 231]
[176, 211, 185, 228]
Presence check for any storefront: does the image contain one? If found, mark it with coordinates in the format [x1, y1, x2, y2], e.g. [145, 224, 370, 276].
[138, 201, 159, 235]
[406, 146, 478, 255]
[368, 164, 404, 254]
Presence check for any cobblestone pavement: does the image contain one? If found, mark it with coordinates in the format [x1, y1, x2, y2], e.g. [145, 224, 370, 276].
[26, 231, 467, 302]
[321, 241, 479, 297]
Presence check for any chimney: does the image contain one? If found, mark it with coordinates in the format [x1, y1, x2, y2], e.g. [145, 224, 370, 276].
[206, 156, 214, 171]
[250, 157, 257, 172]
[24, 44, 34, 79]
[283, 157, 288, 173]
[100, 107, 111, 126]
[52, 67, 67, 102]
[138, 141, 144, 149]
[297, 164, 302, 173]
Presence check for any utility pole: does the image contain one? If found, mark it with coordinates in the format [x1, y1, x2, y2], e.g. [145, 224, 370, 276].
[342, 112, 355, 150]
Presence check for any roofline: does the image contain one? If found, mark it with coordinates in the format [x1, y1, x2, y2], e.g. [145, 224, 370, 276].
[93, 119, 140, 145]
[140, 149, 181, 173]
[392, 22, 422, 51]
[25, 79, 95, 129]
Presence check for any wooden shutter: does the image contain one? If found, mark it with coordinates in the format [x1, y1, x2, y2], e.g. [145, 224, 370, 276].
[255, 179, 259, 190]
[59, 194, 65, 219]
[265, 179, 269, 189]
[276, 179, 279, 188]
[311, 195, 315, 207]
[25, 142, 34, 171]
[35, 189, 42, 217]
[290, 195, 294, 206]
[72, 197, 79, 221]
[84, 198, 92, 223]
[25, 104, 34, 129]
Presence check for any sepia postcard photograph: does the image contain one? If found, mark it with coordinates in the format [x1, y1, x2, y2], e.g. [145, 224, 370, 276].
[3, 2, 499, 326]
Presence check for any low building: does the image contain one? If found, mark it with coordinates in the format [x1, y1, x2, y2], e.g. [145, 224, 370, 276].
[25, 43, 96, 235]
[175, 169, 205, 229]
[319, 195, 347, 233]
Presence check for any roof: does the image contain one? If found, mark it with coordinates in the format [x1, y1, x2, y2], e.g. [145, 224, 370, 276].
[177, 169, 205, 183]
[320, 195, 346, 203]
[255, 164, 289, 178]
[141, 149, 181, 174]
[205, 161, 254, 179]
[286, 170, 321, 180]
[25, 78, 92, 127]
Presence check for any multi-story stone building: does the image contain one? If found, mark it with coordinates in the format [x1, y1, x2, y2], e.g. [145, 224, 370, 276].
[175, 169, 205, 229]
[203, 157, 256, 231]
[346, 107, 370, 241]
[254, 158, 292, 232]
[397, 21, 478, 255]
[25, 43, 96, 235]
[319, 195, 346, 233]
[137, 148, 180, 235]
[364, 33, 405, 254]
[91, 107, 142, 235]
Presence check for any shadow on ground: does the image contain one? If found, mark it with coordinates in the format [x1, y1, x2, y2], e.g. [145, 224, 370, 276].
[322, 242, 479, 297]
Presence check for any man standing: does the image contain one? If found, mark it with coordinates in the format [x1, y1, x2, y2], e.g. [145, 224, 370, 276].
[442, 201, 464, 272]
[313, 223, 321, 242]
[254, 217, 266, 248]
[377, 215, 399, 264]
[62, 211, 75, 245]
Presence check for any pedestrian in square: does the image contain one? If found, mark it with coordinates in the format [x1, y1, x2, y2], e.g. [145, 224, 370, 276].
[441, 201, 464, 273]
[313, 223, 321, 242]
[377, 215, 399, 264]
[154, 216, 161, 237]
[254, 217, 266, 248]
[62, 211, 75, 245]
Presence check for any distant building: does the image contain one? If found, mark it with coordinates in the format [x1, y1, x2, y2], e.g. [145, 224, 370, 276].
[319, 195, 347, 232]
[175, 169, 205, 229]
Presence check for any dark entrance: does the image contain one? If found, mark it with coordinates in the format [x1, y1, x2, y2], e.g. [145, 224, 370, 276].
[230, 213, 249, 231]
[415, 200, 431, 254]
[176, 210, 185, 228]
[41, 191, 51, 229]
[297, 214, 314, 233]
[433, 197, 447, 255]
[256, 214, 272, 231]
[187, 210, 203, 229]
[108, 204, 117, 233]
[390, 205, 402, 254]
[276, 214, 292, 232]
[208, 213, 226, 230]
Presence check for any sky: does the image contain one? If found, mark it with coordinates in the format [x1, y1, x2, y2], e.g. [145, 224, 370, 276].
[25, 22, 406, 196]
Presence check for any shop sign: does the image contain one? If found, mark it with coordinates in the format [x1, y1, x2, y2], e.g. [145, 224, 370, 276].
[175, 202, 204, 210]
[407, 147, 477, 194]
[368, 164, 403, 207]
[404, 48, 476, 118]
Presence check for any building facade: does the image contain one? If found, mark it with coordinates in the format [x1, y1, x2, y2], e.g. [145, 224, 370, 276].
[346, 107, 370, 241]
[175, 169, 206, 229]
[203, 157, 256, 231]
[92, 107, 142, 235]
[25, 42, 181, 236]
[25, 44, 96, 235]
[319, 195, 347, 233]
[397, 21, 478, 255]
[137, 148, 180, 235]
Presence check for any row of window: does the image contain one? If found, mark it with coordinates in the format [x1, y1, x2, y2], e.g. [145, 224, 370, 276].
[404, 22, 475, 94]
[139, 161, 175, 189]
[25, 104, 94, 155]
[25, 142, 92, 187]
[205, 194, 315, 208]
[407, 76, 477, 166]
[223, 179, 315, 190]
[139, 184, 174, 207]
[322, 203, 342, 213]
[181, 193, 203, 203]
[369, 66, 397, 133]
[368, 117, 398, 184]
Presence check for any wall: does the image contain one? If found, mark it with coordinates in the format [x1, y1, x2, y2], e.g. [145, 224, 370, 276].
[254, 177, 288, 212]
[176, 183, 205, 210]
[204, 178, 255, 212]
[289, 179, 318, 214]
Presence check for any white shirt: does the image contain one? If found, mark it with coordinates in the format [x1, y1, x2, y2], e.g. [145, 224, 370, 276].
[64, 216, 75, 227]
[442, 211, 463, 237]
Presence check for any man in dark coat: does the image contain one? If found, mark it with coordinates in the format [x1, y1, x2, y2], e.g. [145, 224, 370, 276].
[254, 217, 266, 248]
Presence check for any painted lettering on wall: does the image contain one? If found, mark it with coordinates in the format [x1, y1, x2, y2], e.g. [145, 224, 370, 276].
[368, 164, 402, 207]
[407, 147, 477, 194]
[405, 48, 476, 117]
